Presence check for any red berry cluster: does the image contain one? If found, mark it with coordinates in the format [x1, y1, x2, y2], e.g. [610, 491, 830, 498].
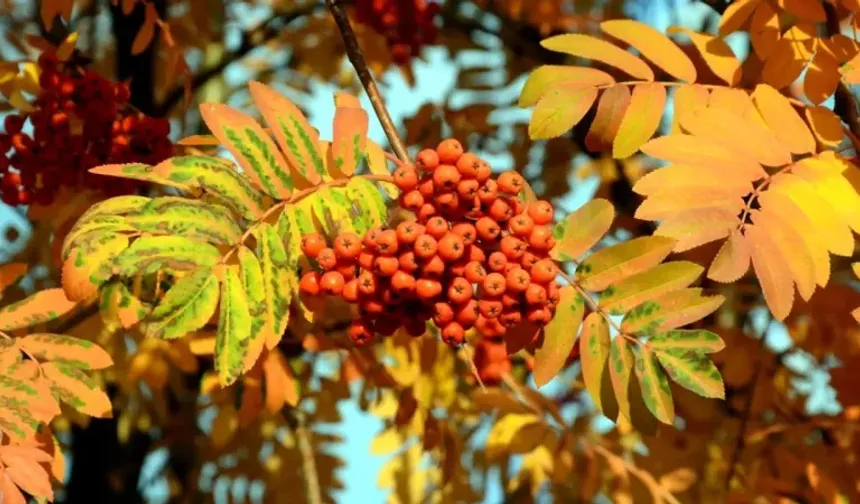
[299, 138, 562, 348]
[474, 339, 511, 386]
[353, 0, 439, 64]
[0, 52, 173, 206]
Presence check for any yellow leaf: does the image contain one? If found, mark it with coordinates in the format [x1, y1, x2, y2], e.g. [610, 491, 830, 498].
[634, 191, 745, 222]
[370, 427, 402, 456]
[778, 0, 826, 22]
[0, 288, 78, 332]
[585, 85, 631, 152]
[263, 349, 299, 411]
[613, 83, 667, 159]
[751, 209, 816, 301]
[681, 106, 792, 167]
[640, 133, 766, 181]
[745, 224, 795, 320]
[534, 286, 585, 387]
[551, 198, 615, 261]
[577, 235, 677, 292]
[707, 229, 750, 283]
[752, 84, 816, 155]
[671, 84, 709, 133]
[579, 312, 610, 413]
[805, 50, 840, 105]
[667, 27, 741, 85]
[805, 106, 843, 148]
[56, 32, 78, 62]
[529, 83, 598, 140]
[718, 0, 762, 36]
[750, 2, 780, 58]
[519, 65, 615, 107]
[659, 467, 697, 493]
[598, 261, 704, 315]
[654, 208, 738, 252]
[540, 34, 655, 81]
[600, 20, 696, 83]
[633, 164, 753, 198]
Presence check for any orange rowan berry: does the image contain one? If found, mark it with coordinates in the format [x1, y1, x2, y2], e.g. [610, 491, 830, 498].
[320, 271, 345, 295]
[509, 197, 526, 216]
[500, 235, 526, 260]
[441, 322, 465, 346]
[434, 191, 459, 210]
[317, 248, 337, 270]
[433, 164, 461, 190]
[447, 277, 473, 304]
[334, 232, 362, 260]
[477, 179, 498, 204]
[381, 288, 403, 305]
[394, 166, 419, 191]
[466, 244, 486, 263]
[547, 283, 560, 307]
[455, 153, 480, 178]
[400, 190, 424, 211]
[501, 293, 522, 310]
[475, 217, 500, 241]
[456, 299, 479, 328]
[433, 302, 455, 325]
[301, 233, 326, 258]
[475, 160, 492, 183]
[499, 310, 522, 327]
[422, 255, 446, 276]
[528, 226, 555, 251]
[375, 229, 399, 256]
[418, 176, 435, 197]
[531, 259, 557, 284]
[436, 139, 464, 164]
[399, 251, 419, 273]
[364, 227, 382, 250]
[349, 320, 374, 345]
[488, 198, 513, 222]
[374, 256, 400, 276]
[336, 261, 357, 280]
[299, 271, 321, 296]
[475, 315, 493, 337]
[464, 197, 483, 219]
[483, 272, 507, 297]
[521, 251, 540, 270]
[396, 221, 424, 244]
[417, 203, 437, 222]
[359, 251, 376, 270]
[497, 171, 524, 195]
[505, 268, 530, 293]
[452, 222, 477, 246]
[456, 179, 479, 200]
[425, 216, 449, 239]
[526, 306, 552, 324]
[450, 258, 469, 277]
[525, 283, 548, 305]
[527, 201, 554, 225]
[416, 278, 443, 300]
[342, 279, 359, 303]
[391, 270, 417, 294]
[416, 149, 440, 171]
[357, 271, 377, 295]
[479, 299, 503, 319]
[487, 252, 507, 272]
[508, 214, 534, 237]
[438, 233, 465, 261]
[464, 261, 487, 283]
[414, 234, 438, 259]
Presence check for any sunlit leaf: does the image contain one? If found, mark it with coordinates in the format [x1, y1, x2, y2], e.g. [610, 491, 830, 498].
[609, 336, 635, 421]
[598, 261, 704, 315]
[551, 199, 615, 261]
[115, 235, 221, 276]
[613, 83, 667, 159]
[576, 236, 677, 291]
[520, 65, 615, 108]
[20, 334, 112, 370]
[585, 85, 631, 152]
[579, 312, 610, 414]
[655, 348, 724, 399]
[534, 286, 585, 387]
[237, 246, 266, 371]
[622, 289, 725, 334]
[253, 223, 292, 349]
[216, 265, 251, 387]
[600, 20, 696, 83]
[667, 27, 741, 85]
[330, 104, 369, 178]
[632, 345, 674, 424]
[42, 362, 112, 418]
[529, 83, 599, 140]
[745, 223, 795, 320]
[541, 34, 654, 80]
[0, 289, 78, 332]
[708, 229, 750, 283]
[752, 84, 816, 155]
[145, 268, 220, 340]
[648, 330, 725, 353]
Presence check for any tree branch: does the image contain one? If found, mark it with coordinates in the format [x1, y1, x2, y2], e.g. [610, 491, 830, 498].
[287, 410, 323, 504]
[325, 0, 410, 162]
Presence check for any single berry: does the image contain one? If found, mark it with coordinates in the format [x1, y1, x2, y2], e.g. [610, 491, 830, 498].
[396, 221, 424, 244]
[483, 272, 506, 297]
[320, 271, 346, 295]
[416, 149, 440, 171]
[349, 320, 374, 345]
[374, 256, 400, 276]
[317, 248, 337, 270]
[436, 138, 464, 164]
[447, 277, 473, 304]
[475, 217, 500, 241]
[437, 233, 465, 262]
[441, 322, 465, 346]
[334, 232, 362, 260]
[527, 201, 554, 225]
[375, 229, 399, 256]
[299, 272, 322, 296]
[302, 234, 326, 259]
[394, 166, 419, 191]
[531, 259, 558, 284]
[433, 302, 455, 325]
[421, 255, 446, 276]
[508, 214, 534, 237]
[528, 226, 555, 251]
[416, 278, 443, 300]
[433, 164, 461, 190]
[455, 153, 480, 178]
[464, 261, 487, 283]
[414, 234, 438, 259]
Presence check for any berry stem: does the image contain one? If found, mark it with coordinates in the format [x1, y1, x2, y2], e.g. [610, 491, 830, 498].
[326, 0, 411, 163]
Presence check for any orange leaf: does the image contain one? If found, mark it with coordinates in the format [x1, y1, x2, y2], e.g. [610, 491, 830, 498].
[804, 50, 840, 105]
[745, 224, 795, 320]
[633, 164, 753, 197]
[600, 20, 696, 83]
[752, 84, 816, 155]
[681, 106, 792, 167]
[529, 83, 598, 140]
[585, 85, 631, 152]
[708, 87, 754, 117]
[0, 288, 78, 331]
[55, 32, 78, 62]
[762, 37, 810, 89]
[707, 229, 750, 283]
[654, 208, 739, 252]
[20, 334, 113, 370]
[749, 2, 780, 59]
[671, 84, 709, 133]
[613, 83, 666, 159]
[1, 469, 29, 504]
[262, 349, 299, 412]
[640, 134, 767, 181]
[634, 191, 745, 222]
[131, 3, 157, 55]
[177, 134, 220, 146]
[540, 34, 655, 81]
[0, 263, 27, 293]
[751, 209, 816, 301]
[667, 27, 741, 86]
[805, 106, 844, 149]
[718, 0, 762, 36]
[2, 452, 53, 499]
[42, 362, 113, 418]
[778, 0, 825, 22]
[330, 105, 369, 178]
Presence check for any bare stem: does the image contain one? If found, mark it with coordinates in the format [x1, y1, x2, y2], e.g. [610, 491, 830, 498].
[326, 0, 410, 163]
[291, 411, 323, 504]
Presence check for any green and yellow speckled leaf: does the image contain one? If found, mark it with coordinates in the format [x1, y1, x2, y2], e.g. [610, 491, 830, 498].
[576, 236, 677, 291]
[609, 336, 634, 421]
[331, 105, 369, 178]
[253, 223, 292, 349]
[99, 281, 149, 329]
[277, 206, 313, 322]
[125, 197, 244, 245]
[152, 156, 267, 221]
[0, 397, 41, 441]
[237, 246, 267, 371]
[598, 261, 704, 315]
[145, 268, 220, 340]
[551, 199, 614, 262]
[42, 361, 112, 418]
[88, 163, 187, 188]
[364, 140, 397, 198]
[0, 289, 78, 332]
[648, 329, 725, 353]
[345, 177, 388, 235]
[216, 265, 252, 387]
[621, 288, 725, 333]
[633, 345, 674, 424]
[655, 348, 724, 399]
[309, 188, 350, 236]
[534, 286, 584, 387]
[77, 195, 151, 223]
[248, 81, 325, 187]
[115, 236, 221, 276]
[62, 233, 129, 302]
[20, 334, 112, 370]
[62, 217, 135, 262]
[579, 312, 610, 414]
[199, 101, 293, 199]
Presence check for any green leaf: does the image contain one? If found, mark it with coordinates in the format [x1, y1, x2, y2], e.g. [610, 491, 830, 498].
[648, 330, 725, 353]
[345, 177, 389, 235]
[126, 197, 244, 245]
[529, 83, 599, 140]
[609, 336, 635, 421]
[88, 163, 187, 188]
[253, 223, 292, 349]
[519, 65, 615, 108]
[20, 334, 113, 370]
[216, 265, 252, 387]
[116, 236, 222, 276]
[576, 235, 677, 291]
[152, 156, 267, 221]
[145, 268, 220, 340]
[598, 261, 704, 315]
[633, 345, 674, 424]
[278, 205, 315, 322]
[331, 105, 369, 177]
[77, 195, 152, 222]
[248, 81, 325, 186]
[62, 233, 130, 302]
[199, 101, 293, 199]
[533, 286, 585, 387]
[621, 288, 725, 333]
[309, 188, 350, 236]
[551, 199, 615, 262]
[655, 348, 725, 399]
[62, 217, 135, 262]
[237, 246, 267, 371]
[364, 140, 398, 198]
[579, 312, 611, 414]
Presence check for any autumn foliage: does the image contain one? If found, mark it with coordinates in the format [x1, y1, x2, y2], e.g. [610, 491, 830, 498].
[0, 0, 858, 502]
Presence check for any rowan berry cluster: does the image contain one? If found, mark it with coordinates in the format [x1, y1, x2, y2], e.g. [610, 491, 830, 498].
[353, 0, 439, 64]
[474, 339, 511, 386]
[0, 52, 173, 206]
[299, 138, 562, 348]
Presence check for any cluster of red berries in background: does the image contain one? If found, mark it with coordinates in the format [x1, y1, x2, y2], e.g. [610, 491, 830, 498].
[353, 0, 439, 64]
[299, 138, 562, 349]
[0, 52, 173, 206]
